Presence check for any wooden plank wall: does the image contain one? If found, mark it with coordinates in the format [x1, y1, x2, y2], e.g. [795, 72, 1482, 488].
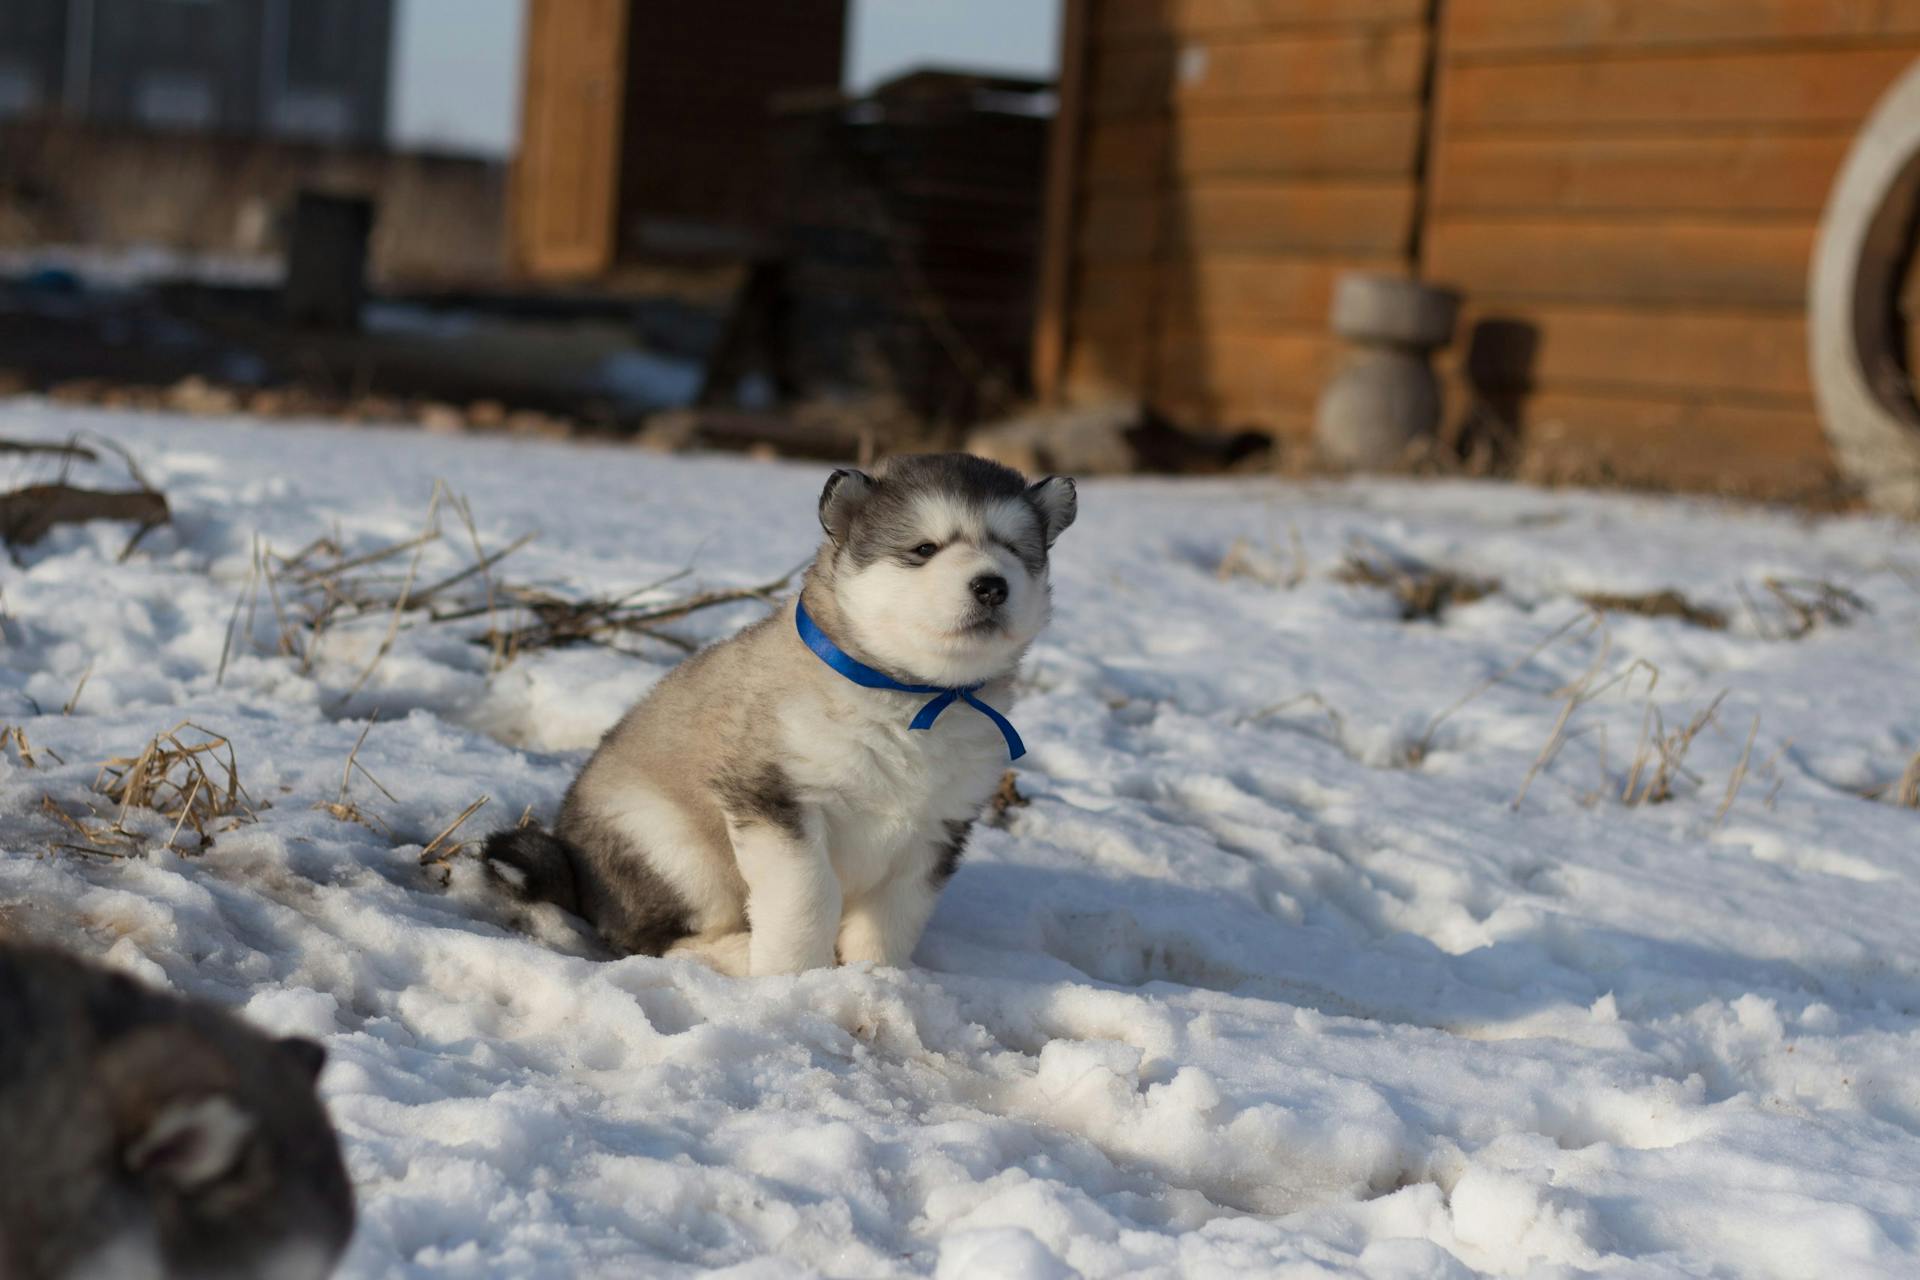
[618, 0, 845, 249]
[1425, 1, 1920, 487]
[512, 0, 630, 279]
[1038, 0, 1920, 492]
[1037, 0, 1436, 438]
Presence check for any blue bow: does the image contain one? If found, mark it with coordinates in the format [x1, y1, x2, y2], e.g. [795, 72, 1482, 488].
[794, 597, 1026, 761]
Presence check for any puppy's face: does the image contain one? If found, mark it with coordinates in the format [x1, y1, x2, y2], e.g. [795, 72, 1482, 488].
[817, 455, 1076, 687]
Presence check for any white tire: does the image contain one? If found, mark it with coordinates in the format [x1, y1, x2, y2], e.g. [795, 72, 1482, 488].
[1810, 58, 1920, 515]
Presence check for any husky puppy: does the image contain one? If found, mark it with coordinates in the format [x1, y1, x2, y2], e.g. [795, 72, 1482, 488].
[484, 454, 1075, 976]
[0, 942, 354, 1280]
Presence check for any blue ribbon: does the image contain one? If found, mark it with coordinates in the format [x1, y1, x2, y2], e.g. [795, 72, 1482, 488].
[794, 597, 1026, 760]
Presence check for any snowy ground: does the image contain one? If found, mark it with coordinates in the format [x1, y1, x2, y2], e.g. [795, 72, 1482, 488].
[1, 400, 1918, 1278]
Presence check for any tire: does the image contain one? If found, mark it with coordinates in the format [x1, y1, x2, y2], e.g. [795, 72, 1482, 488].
[1810, 58, 1920, 516]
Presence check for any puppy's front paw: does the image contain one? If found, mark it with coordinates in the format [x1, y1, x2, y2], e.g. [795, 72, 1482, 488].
[834, 914, 897, 968]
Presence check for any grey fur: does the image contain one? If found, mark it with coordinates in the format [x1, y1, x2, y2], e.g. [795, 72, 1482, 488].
[831, 454, 1058, 575]
[932, 819, 973, 887]
[484, 453, 1076, 967]
[482, 827, 582, 916]
[818, 468, 874, 544]
[1028, 475, 1077, 547]
[0, 942, 354, 1280]
[546, 804, 696, 957]
[712, 761, 805, 839]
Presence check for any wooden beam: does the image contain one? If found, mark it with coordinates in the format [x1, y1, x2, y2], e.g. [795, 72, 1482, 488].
[1519, 390, 1830, 487]
[1447, 0, 1920, 58]
[1033, 0, 1092, 403]
[1443, 44, 1920, 130]
[1434, 131, 1854, 216]
[1090, 28, 1429, 116]
[1101, 0, 1427, 41]
[511, 0, 630, 278]
[1084, 109, 1424, 188]
[1441, 304, 1812, 400]
[1426, 217, 1817, 307]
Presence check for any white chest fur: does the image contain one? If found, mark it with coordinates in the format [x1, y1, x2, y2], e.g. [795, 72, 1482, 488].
[778, 680, 1008, 896]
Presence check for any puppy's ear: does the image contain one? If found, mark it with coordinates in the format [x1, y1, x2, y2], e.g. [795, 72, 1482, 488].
[96, 1025, 254, 1190]
[818, 468, 875, 544]
[1027, 476, 1077, 547]
[126, 1094, 257, 1190]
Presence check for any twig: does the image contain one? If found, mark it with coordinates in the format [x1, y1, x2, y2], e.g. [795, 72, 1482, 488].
[342, 483, 445, 703]
[164, 773, 204, 852]
[1241, 691, 1347, 745]
[1411, 609, 1597, 763]
[338, 713, 378, 807]
[478, 561, 805, 655]
[1621, 692, 1728, 806]
[216, 541, 264, 686]
[62, 661, 93, 716]
[285, 528, 440, 584]
[0, 438, 99, 462]
[260, 548, 303, 661]
[408, 529, 535, 612]
[78, 432, 158, 493]
[1715, 714, 1762, 825]
[451, 494, 508, 672]
[419, 795, 489, 865]
[1513, 649, 1661, 809]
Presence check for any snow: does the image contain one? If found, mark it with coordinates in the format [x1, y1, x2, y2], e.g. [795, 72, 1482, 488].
[1, 398, 1919, 1278]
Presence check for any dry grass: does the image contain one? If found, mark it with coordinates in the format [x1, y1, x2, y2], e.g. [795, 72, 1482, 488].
[1620, 692, 1728, 807]
[986, 770, 1029, 828]
[0, 433, 172, 562]
[1512, 637, 1662, 809]
[216, 484, 799, 691]
[1408, 609, 1599, 766]
[0, 724, 62, 768]
[1243, 690, 1349, 748]
[313, 713, 398, 836]
[418, 795, 490, 867]
[1715, 714, 1763, 824]
[1217, 526, 1308, 589]
[1862, 748, 1920, 807]
[468, 564, 805, 658]
[1334, 549, 1497, 622]
[1740, 576, 1871, 641]
[1580, 589, 1727, 631]
[90, 721, 256, 853]
[41, 793, 140, 859]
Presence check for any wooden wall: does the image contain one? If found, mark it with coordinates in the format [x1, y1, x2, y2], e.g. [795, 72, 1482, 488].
[513, 0, 630, 278]
[1037, 0, 1920, 491]
[1035, 0, 1436, 439]
[514, 0, 844, 279]
[774, 75, 1051, 424]
[1425, 0, 1920, 488]
[618, 0, 845, 253]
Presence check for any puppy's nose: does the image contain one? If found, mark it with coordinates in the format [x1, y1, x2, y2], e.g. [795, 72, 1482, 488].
[971, 574, 1009, 607]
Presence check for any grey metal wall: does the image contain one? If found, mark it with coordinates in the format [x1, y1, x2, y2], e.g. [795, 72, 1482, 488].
[0, 0, 71, 118]
[0, 0, 392, 145]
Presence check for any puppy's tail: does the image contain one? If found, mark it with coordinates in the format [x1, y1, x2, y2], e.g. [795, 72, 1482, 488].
[480, 825, 582, 917]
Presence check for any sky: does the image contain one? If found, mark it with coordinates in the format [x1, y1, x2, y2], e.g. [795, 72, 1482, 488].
[386, 0, 1061, 157]
[845, 0, 1062, 92]
[387, 0, 527, 156]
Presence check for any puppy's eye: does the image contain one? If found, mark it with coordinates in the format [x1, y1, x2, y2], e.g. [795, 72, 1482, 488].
[912, 542, 938, 558]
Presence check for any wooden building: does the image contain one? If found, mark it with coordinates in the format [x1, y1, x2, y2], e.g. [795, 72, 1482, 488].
[1036, 0, 1920, 490]
[772, 71, 1053, 423]
[513, 0, 847, 278]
